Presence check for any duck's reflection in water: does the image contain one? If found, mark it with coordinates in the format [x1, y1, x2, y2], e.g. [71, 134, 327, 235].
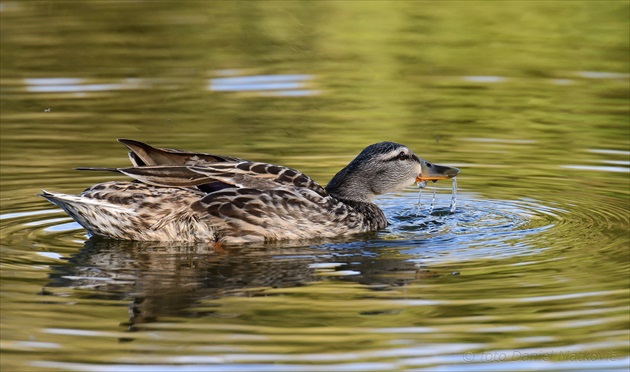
[45, 237, 444, 332]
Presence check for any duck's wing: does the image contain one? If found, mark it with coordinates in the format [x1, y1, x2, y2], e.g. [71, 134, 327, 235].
[80, 162, 328, 197]
[118, 139, 242, 166]
[196, 161, 328, 196]
[113, 163, 326, 196]
[80, 139, 328, 196]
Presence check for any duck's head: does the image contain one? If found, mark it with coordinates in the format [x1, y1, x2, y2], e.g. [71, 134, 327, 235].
[325, 142, 459, 202]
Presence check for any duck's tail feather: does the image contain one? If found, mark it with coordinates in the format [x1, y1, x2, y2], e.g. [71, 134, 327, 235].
[115, 166, 218, 187]
[39, 190, 132, 238]
[74, 167, 121, 172]
[118, 139, 187, 166]
[40, 186, 215, 242]
[117, 138, 241, 167]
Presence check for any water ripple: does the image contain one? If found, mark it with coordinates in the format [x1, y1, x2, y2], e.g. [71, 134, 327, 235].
[2, 186, 624, 264]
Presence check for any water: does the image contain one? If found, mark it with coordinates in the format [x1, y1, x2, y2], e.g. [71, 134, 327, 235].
[428, 184, 437, 215]
[449, 178, 457, 214]
[415, 180, 428, 215]
[1, 2, 629, 371]
[415, 179, 454, 216]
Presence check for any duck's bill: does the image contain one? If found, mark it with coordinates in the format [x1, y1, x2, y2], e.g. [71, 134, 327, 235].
[416, 163, 460, 182]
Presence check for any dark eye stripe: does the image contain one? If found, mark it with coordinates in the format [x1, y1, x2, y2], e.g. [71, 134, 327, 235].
[386, 151, 410, 161]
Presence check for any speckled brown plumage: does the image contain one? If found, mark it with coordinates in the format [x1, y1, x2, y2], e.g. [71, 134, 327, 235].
[41, 139, 459, 244]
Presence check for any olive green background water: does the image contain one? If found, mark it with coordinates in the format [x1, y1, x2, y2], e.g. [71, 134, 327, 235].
[1, 2, 629, 371]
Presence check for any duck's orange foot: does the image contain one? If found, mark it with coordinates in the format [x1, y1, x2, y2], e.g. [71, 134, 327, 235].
[211, 241, 227, 255]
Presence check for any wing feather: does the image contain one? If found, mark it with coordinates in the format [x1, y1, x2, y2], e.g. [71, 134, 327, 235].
[189, 162, 327, 196]
[118, 138, 242, 166]
[76, 140, 328, 196]
[115, 166, 217, 187]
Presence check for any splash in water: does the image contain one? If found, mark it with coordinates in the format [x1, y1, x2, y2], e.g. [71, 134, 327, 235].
[415, 177, 458, 215]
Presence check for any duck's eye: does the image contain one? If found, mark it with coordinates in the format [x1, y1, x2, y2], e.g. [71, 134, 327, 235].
[397, 151, 408, 160]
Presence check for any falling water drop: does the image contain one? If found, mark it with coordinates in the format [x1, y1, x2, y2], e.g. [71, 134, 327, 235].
[415, 180, 428, 215]
[428, 181, 437, 215]
[449, 177, 457, 213]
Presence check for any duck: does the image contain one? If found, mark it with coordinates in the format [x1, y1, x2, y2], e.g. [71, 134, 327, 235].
[41, 139, 459, 244]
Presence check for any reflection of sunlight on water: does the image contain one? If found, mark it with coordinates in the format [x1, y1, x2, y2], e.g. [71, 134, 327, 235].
[459, 139, 629, 173]
[0, 209, 58, 220]
[43, 222, 83, 232]
[562, 148, 630, 174]
[18, 73, 321, 97]
[587, 149, 630, 156]
[17, 70, 628, 99]
[577, 71, 630, 79]
[561, 165, 629, 173]
[550, 79, 574, 85]
[24, 78, 83, 86]
[461, 138, 537, 145]
[208, 73, 320, 96]
[463, 76, 506, 83]
[458, 71, 630, 85]
[37, 252, 63, 260]
[23, 78, 146, 93]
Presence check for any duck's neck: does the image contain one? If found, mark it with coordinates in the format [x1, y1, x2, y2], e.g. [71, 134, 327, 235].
[334, 196, 388, 230]
[325, 165, 387, 229]
[325, 168, 374, 203]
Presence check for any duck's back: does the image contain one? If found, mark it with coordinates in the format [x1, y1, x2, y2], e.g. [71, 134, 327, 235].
[42, 180, 383, 244]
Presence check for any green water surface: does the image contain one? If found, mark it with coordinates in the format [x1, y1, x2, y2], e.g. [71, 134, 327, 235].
[1, 2, 629, 371]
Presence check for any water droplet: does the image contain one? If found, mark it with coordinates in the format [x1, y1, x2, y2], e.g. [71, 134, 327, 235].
[449, 177, 457, 213]
[415, 180, 428, 216]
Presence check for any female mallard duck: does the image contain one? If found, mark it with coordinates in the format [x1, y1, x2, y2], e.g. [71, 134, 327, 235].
[41, 139, 459, 244]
